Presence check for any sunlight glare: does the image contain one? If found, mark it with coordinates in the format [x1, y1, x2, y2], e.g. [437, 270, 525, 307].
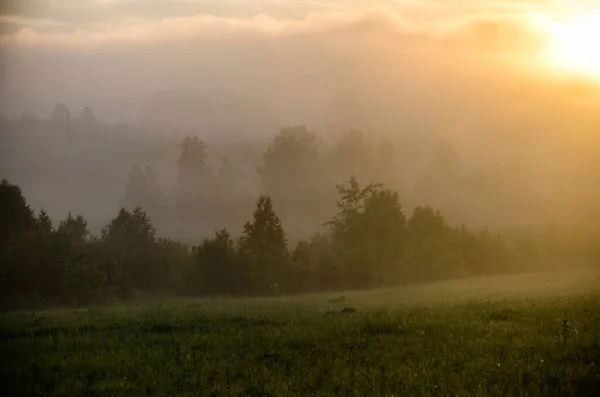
[544, 13, 600, 79]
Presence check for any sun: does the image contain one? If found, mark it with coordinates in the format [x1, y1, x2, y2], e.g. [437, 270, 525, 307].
[542, 14, 600, 79]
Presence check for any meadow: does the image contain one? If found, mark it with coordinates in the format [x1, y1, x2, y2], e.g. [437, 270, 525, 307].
[1, 269, 599, 396]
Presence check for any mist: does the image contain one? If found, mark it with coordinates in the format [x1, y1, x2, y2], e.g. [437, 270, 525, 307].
[1, 0, 600, 243]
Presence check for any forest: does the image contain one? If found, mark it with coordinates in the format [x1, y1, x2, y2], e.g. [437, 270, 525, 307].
[1, 114, 599, 309]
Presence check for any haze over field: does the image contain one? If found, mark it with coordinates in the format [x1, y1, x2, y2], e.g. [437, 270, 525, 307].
[1, 0, 600, 241]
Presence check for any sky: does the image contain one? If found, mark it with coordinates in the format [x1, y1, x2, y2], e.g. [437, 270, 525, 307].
[0, 0, 599, 122]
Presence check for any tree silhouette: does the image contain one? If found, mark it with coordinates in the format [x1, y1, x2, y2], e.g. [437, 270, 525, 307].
[331, 130, 374, 183]
[123, 165, 165, 219]
[240, 196, 288, 294]
[259, 125, 331, 239]
[189, 229, 241, 295]
[175, 136, 213, 218]
[260, 125, 318, 192]
[408, 206, 448, 242]
[0, 179, 35, 248]
[326, 176, 407, 287]
[80, 106, 96, 124]
[101, 207, 161, 291]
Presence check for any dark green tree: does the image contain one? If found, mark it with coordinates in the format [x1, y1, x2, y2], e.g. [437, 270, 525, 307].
[37, 210, 53, 234]
[408, 206, 448, 242]
[240, 196, 288, 294]
[101, 207, 161, 292]
[55, 213, 98, 304]
[0, 203, 62, 306]
[0, 179, 36, 249]
[291, 233, 343, 293]
[188, 229, 241, 295]
[56, 213, 89, 245]
[61, 239, 108, 306]
[326, 176, 407, 288]
[403, 206, 464, 282]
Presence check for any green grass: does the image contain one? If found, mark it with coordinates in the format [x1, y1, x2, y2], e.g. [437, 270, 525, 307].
[1, 270, 600, 396]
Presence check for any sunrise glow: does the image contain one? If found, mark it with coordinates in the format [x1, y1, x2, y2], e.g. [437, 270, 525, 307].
[543, 13, 600, 79]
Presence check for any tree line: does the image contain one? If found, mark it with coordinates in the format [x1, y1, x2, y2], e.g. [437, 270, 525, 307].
[1, 173, 549, 310]
[2, 123, 599, 309]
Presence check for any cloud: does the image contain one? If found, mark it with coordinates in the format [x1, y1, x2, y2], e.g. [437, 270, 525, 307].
[0, 9, 415, 47]
[0, 15, 65, 28]
[0, 2, 563, 125]
[0, 6, 543, 53]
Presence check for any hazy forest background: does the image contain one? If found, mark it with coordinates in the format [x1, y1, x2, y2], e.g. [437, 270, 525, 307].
[2, 84, 600, 308]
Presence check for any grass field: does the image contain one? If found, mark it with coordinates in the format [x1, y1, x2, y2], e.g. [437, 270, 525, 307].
[1, 269, 599, 396]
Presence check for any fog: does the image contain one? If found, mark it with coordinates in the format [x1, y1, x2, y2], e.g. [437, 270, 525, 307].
[2, 0, 600, 244]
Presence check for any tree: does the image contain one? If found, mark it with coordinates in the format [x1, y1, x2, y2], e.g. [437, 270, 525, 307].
[57, 213, 89, 245]
[177, 136, 211, 189]
[37, 210, 53, 234]
[51, 103, 70, 123]
[103, 207, 156, 245]
[0, 206, 63, 305]
[326, 176, 407, 288]
[214, 156, 238, 200]
[326, 175, 382, 245]
[259, 126, 331, 238]
[61, 243, 108, 306]
[330, 130, 374, 183]
[210, 156, 251, 232]
[80, 106, 96, 124]
[408, 206, 448, 242]
[260, 125, 319, 191]
[155, 238, 189, 293]
[291, 233, 342, 292]
[122, 165, 165, 219]
[55, 213, 90, 268]
[0, 181, 42, 306]
[239, 196, 288, 294]
[188, 229, 241, 295]
[175, 136, 213, 220]
[0, 179, 36, 249]
[403, 206, 464, 282]
[101, 207, 159, 291]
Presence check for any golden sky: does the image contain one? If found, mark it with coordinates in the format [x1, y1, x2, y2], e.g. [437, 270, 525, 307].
[0, 1, 594, 41]
[0, 0, 598, 120]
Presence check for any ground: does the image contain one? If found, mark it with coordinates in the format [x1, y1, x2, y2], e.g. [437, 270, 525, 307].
[1, 269, 599, 396]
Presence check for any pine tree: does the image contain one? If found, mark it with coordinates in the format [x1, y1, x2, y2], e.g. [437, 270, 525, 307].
[240, 196, 288, 294]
